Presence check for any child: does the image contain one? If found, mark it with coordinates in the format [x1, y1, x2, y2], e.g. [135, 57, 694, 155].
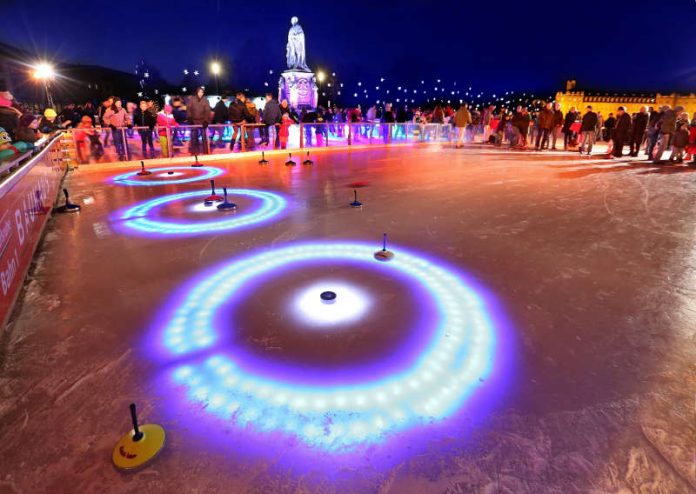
[74, 115, 102, 163]
[156, 104, 179, 158]
[669, 122, 689, 164]
[279, 113, 292, 150]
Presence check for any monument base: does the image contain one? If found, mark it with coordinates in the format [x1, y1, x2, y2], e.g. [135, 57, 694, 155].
[278, 70, 318, 110]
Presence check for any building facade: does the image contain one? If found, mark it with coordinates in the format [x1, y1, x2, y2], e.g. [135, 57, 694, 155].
[555, 81, 696, 116]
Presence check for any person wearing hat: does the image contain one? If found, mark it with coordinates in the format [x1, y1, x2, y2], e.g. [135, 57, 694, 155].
[15, 114, 40, 143]
[39, 108, 69, 134]
[0, 91, 21, 140]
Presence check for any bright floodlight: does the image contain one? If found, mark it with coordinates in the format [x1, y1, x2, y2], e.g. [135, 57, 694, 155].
[33, 62, 55, 80]
[210, 61, 221, 75]
[317, 71, 326, 83]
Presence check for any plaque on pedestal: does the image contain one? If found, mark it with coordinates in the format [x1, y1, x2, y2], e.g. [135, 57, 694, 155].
[279, 70, 318, 110]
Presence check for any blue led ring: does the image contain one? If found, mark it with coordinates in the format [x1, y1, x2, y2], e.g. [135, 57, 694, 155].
[164, 243, 496, 449]
[118, 189, 286, 235]
[112, 166, 224, 186]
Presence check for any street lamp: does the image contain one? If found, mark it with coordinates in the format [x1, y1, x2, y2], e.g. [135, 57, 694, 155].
[317, 71, 326, 106]
[32, 62, 56, 108]
[210, 61, 221, 94]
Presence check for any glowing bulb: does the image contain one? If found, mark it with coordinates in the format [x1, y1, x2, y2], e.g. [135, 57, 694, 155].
[32, 62, 55, 80]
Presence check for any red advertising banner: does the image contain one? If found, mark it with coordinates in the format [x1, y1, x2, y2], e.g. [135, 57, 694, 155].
[0, 137, 67, 328]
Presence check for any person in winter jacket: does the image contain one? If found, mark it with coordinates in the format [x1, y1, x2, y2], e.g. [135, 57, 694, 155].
[156, 104, 179, 158]
[629, 106, 649, 157]
[610, 107, 632, 158]
[551, 103, 564, 150]
[687, 115, 696, 165]
[653, 105, 682, 163]
[278, 113, 292, 149]
[210, 95, 228, 148]
[669, 122, 690, 163]
[579, 106, 598, 155]
[562, 107, 577, 150]
[132, 99, 157, 158]
[39, 108, 70, 134]
[15, 114, 41, 143]
[453, 104, 472, 148]
[603, 113, 616, 142]
[260, 93, 281, 147]
[103, 98, 131, 160]
[535, 103, 555, 150]
[187, 86, 212, 154]
[227, 92, 250, 151]
[244, 99, 259, 150]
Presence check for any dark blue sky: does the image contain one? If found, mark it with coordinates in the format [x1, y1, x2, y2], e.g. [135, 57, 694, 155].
[3, 0, 696, 97]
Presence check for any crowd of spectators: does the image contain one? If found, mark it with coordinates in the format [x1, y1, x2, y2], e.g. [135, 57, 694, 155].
[2, 82, 695, 166]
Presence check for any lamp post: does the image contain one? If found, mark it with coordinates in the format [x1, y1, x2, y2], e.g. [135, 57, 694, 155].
[210, 61, 221, 94]
[317, 70, 326, 107]
[32, 62, 56, 108]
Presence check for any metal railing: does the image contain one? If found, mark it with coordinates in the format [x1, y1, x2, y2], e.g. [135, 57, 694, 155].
[66, 122, 456, 164]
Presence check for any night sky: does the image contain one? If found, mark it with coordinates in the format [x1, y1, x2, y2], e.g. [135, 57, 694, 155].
[3, 0, 695, 97]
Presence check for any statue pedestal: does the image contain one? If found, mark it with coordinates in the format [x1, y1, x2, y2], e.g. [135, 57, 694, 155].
[278, 70, 318, 110]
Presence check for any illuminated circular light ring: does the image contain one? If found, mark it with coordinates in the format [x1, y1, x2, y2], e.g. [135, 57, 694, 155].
[163, 243, 496, 448]
[112, 166, 223, 186]
[120, 189, 286, 235]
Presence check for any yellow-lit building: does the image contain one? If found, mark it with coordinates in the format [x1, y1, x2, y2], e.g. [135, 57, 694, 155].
[555, 80, 696, 117]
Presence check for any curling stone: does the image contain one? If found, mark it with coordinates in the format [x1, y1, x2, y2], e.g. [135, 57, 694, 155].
[217, 187, 237, 211]
[112, 403, 165, 471]
[259, 152, 269, 165]
[349, 189, 362, 208]
[285, 153, 296, 166]
[136, 161, 151, 176]
[302, 151, 313, 165]
[191, 155, 203, 167]
[204, 179, 223, 204]
[54, 189, 81, 213]
[320, 291, 337, 304]
[374, 233, 394, 261]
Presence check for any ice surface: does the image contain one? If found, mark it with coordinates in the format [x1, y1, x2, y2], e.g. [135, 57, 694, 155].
[0, 144, 695, 492]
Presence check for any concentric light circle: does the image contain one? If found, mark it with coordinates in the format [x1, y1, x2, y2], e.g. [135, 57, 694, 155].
[161, 243, 496, 449]
[112, 166, 223, 186]
[118, 189, 286, 235]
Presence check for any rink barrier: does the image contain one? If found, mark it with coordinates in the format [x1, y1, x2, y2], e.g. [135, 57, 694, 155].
[65, 122, 456, 165]
[0, 135, 69, 329]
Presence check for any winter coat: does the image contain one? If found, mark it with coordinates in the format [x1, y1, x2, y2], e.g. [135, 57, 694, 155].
[562, 111, 577, 132]
[630, 112, 649, 140]
[15, 126, 40, 142]
[671, 128, 689, 148]
[537, 108, 554, 129]
[262, 99, 281, 125]
[227, 99, 248, 123]
[453, 107, 472, 127]
[658, 109, 677, 134]
[186, 95, 212, 124]
[132, 108, 157, 129]
[604, 117, 616, 130]
[553, 109, 563, 127]
[580, 111, 598, 132]
[0, 106, 20, 139]
[212, 100, 228, 124]
[613, 113, 632, 139]
[244, 102, 259, 123]
[156, 111, 178, 137]
[103, 108, 130, 128]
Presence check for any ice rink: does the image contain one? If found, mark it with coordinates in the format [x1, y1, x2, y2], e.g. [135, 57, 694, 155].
[1, 143, 695, 493]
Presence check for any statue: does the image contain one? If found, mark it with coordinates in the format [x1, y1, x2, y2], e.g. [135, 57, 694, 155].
[286, 16, 310, 72]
